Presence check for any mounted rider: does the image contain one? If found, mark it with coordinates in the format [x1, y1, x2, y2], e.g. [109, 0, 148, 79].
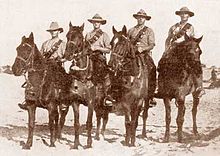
[41, 22, 66, 62]
[19, 22, 67, 110]
[159, 7, 205, 97]
[86, 14, 114, 106]
[128, 9, 157, 106]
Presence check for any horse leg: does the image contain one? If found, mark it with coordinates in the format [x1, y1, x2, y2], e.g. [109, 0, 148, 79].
[57, 106, 69, 139]
[164, 98, 171, 142]
[48, 102, 58, 147]
[95, 111, 101, 141]
[142, 98, 149, 138]
[192, 94, 200, 137]
[176, 98, 186, 143]
[123, 102, 131, 146]
[71, 103, 80, 149]
[101, 110, 109, 138]
[86, 105, 94, 148]
[130, 102, 140, 146]
[124, 114, 131, 146]
[22, 102, 36, 149]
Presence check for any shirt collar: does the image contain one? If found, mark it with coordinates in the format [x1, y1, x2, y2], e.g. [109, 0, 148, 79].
[92, 28, 102, 33]
[135, 24, 145, 29]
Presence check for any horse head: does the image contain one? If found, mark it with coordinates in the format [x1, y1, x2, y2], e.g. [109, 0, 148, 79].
[109, 26, 135, 74]
[184, 35, 203, 61]
[12, 32, 43, 76]
[65, 22, 84, 61]
[110, 25, 128, 49]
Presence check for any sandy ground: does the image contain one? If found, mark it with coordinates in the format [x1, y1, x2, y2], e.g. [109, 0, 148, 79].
[0, 73, 220, 156]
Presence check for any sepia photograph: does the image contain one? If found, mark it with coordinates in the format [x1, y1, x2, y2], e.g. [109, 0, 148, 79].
[0, 0, 220, 155]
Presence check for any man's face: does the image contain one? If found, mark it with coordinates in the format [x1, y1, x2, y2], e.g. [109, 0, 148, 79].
[180, 13, 190, 22]
[50, 30, 60, 38]
[137, 17, 146, 25]
[93, 22, 101, 29]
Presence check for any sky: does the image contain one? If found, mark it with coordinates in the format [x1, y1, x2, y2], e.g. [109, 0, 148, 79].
[0, 0, 220, 67]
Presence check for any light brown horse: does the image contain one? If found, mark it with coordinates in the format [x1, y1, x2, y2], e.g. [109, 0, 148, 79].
[108, 26, 150, 146]
[157, 35, 203, 143]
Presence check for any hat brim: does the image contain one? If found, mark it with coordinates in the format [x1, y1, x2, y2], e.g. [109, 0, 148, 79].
[133, 14, 151, 20]
[88, 19, 106, 25]
[175, 11, 194, 17]
[46, 28, 63, 33]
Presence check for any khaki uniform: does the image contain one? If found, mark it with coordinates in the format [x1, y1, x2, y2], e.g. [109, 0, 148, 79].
[128, 25, 156, 98]
[164, 22, 194, 56]
[40, 37, 67, 102]
[85, 29, 111, 85]
[85, 29, 111, 51]
[128, 25, 155, 53]
[40, 37, 66, 60]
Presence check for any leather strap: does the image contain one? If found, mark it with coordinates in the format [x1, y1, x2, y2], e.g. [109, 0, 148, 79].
[43, 39, 62, 59]
[131, 26, 148, 45]
[88, 29, 103, 45]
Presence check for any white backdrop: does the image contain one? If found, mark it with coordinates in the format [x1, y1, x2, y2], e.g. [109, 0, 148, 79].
[0, 0, 219, 67]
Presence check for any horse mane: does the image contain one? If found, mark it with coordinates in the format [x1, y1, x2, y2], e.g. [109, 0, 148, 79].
[33, 44, 45, 70]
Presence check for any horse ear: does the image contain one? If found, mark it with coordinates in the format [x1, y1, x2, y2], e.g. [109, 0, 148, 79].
[122, 25, 127, 35]
[29, 32, 34, 42]
[112, 26, 117, 35]
[184, 34, 190, 41]
[69, 21, 73, 28]
[22, 36, 26, 42]
[80, 23, 84, 31]
[195, 36, 203, 43]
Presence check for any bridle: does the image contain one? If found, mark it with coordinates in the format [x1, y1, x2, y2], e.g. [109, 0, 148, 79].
[67, 30, 89, 71]
[16, 42, 35, 73]
[111, 34, 131, 76]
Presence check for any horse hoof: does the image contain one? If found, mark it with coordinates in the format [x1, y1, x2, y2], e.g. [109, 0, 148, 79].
[130, 143, 135, 147]
[84, 144, 92, 149]
[178, 137, 183, 143]
[95, 136, 100, 141]
[141, 133, 147, 138]
[70, 145, 78, 150]
[163, 137, 169, 143]
[194, 133, 200, 140]
[49, 143, 56, 147]
[22, 144, 31, 150]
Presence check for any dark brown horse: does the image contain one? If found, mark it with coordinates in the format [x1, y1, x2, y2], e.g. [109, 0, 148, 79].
[157, 35, 203, 143]
[12, 33, 66, 149]
[108, 26, 150, 146]
[58, 22, 97, 149]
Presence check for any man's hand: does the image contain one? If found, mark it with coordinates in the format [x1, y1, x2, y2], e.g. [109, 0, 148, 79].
[137, 47, 144, 53]
[90, 45, 98, 51]
[60, 58, 67, 63]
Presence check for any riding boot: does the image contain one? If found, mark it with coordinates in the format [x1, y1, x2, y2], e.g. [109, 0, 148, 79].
[146, 54, 157, 107]
[103, 76, 115, 107]
[18, 101, 28, 110]
[86, 59, 93, 80]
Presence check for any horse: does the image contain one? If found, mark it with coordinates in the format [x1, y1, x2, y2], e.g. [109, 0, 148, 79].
[108, 26, 150, 146]
[157, 35, 203, 143]
[11, 33, 66, 149]
[58, 22, 98, 149]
